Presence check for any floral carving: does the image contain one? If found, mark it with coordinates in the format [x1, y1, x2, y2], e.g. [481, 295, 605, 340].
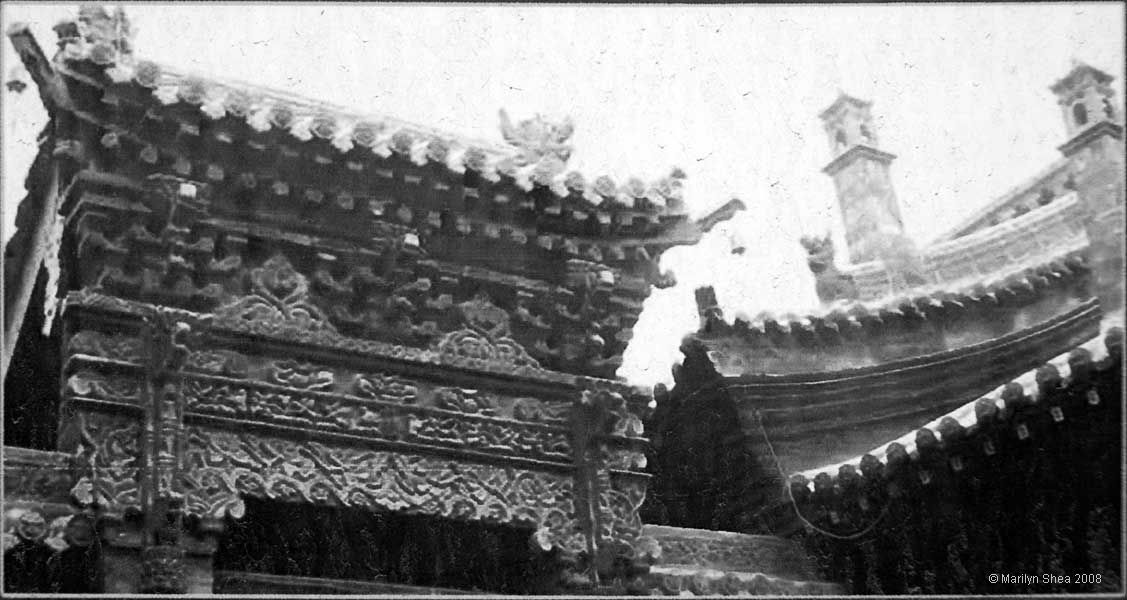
[181, 427, 587, 554]
[65, 370, 142, 404]
[181, 376, 572, 462]
[67, 291, 579, 385]
[433, 328, 540, 370]
[67, 330, 143, 362]
[432, 387, 499, 416]
[454, 294, 507, 334]
[512, 397, 571, 424]
[266, 359, 334, 391]
[70, 412, 142, 517]
[185, 349, 249, 378]
[351, 373, 418, 403]
[214, 254, 336, 335]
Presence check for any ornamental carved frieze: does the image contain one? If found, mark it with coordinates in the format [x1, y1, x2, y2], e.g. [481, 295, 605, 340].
[180, 427, 587, 554]
[213, 254, 338, 336]
[432, 327, 541, 370]
[184, 349, 249, 378]
[65, 370, 143, 405]
[179, 375, 574, 462]
[66, 412, 142, 518]
[266, 359, 334, 391]
[351, 373, 419, 403]
[66, 330, 144, 363]
[70, 206, 637, 377]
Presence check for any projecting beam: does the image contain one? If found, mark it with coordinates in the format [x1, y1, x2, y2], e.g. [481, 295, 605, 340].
[3, 28, 74, 381]
[6, 23, 70, 113]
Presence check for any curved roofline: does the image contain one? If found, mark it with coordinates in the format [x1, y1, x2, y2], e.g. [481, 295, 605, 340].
[793, 314, 1122, 482]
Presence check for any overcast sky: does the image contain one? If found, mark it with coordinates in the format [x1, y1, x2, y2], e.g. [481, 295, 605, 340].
[2, 3, 1124, 385]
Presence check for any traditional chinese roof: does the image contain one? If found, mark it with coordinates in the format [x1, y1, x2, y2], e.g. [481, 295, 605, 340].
[693, 249, 1094, 377]
[933, 158, 1074, 242]
[7, 7, 744, 380]
[9, 9, 739, 250]
[788, 322, 1122, 500]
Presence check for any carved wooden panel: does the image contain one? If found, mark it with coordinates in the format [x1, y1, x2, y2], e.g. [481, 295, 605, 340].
[180, 426, 588, 554]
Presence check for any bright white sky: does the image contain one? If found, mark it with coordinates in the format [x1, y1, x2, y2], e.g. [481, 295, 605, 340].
[2, 3, 1124, 386]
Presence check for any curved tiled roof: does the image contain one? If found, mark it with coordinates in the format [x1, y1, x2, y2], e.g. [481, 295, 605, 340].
[697, 249, 1091, 348]
[42, 8, 697, 218]
[792, 318, 1123, 483]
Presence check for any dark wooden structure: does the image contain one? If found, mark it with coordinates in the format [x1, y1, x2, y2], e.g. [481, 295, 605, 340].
[1, 7, 757, 594]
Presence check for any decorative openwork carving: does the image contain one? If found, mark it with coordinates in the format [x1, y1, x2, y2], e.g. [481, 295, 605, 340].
[180, 427, 587, 554]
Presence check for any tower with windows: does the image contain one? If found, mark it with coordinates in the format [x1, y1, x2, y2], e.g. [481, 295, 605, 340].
[818, 94, 916, 270]
[1051, 61, 1125, 310]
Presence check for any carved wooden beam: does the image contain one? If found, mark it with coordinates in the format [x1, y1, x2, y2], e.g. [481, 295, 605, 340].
[3, 27, 75, 381]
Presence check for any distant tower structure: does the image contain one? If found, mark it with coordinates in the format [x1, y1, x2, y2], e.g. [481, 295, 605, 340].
[1050, 61, 1125, 310]
[1052, 61, 1122, 140]
[818, 94, 909, 265]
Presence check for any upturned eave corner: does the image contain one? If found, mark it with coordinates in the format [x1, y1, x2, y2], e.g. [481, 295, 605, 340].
[695, 198, 746, 234]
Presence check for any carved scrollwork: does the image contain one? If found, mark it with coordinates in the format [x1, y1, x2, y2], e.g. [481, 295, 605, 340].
[512, 397, 571, 424]
[65, 370, 142, 403]
[72, 412, 142, 516]
[66, 330, 143, 362]
[457, 293, 512, 338]
[351, 373, 418, 403]
[181, 427, 587, 553]
[266, 359, 334, 391]
[67, 291, 578, 384]
[181, 376, 572, 460]
[433, 328, 540, 370]
[185, 349, 249, 378]
[214, 254, 336, 335]
[432, 387, 499, 416]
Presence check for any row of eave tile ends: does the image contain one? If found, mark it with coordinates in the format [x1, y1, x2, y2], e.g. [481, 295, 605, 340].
[793, 313, 1124, 486]
[37, 23, 697, 215]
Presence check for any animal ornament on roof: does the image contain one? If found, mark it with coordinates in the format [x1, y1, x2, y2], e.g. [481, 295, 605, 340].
[498, 108, 576, 167]
[800, 233, 859, 304]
